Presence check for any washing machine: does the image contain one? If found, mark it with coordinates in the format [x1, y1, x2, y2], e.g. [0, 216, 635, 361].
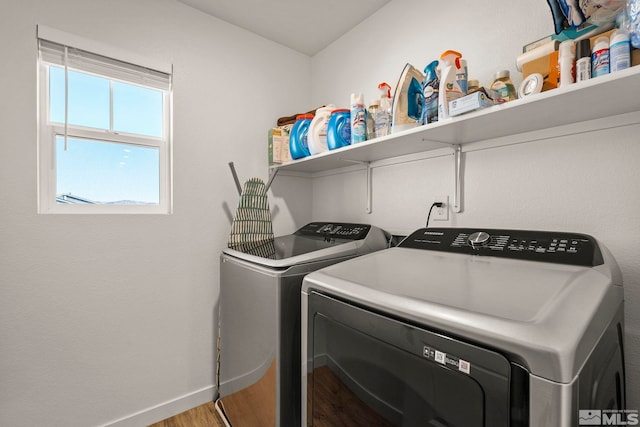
[216, 222, 389, 427]
[301, 227, 626, 427]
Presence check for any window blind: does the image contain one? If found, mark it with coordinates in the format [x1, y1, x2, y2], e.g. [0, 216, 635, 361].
[37, 26, 172, 91]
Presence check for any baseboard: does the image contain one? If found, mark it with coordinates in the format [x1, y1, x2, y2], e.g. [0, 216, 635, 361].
[98, 385, 216, 427]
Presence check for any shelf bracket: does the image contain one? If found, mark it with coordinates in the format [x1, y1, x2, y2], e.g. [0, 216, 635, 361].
[342, 160, 373, 214]
[453, 144, 462, 213]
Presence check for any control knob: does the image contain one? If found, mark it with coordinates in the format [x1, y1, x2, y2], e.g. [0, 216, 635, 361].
[468, 231, 491, 248]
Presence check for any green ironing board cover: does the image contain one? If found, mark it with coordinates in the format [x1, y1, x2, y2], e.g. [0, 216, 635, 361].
[227, 177, 276, 259]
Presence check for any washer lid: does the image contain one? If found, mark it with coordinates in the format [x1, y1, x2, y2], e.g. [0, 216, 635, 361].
[222, 222, 388, 269]
[222, 234, 363, 268]
[302, 246, 622, 383]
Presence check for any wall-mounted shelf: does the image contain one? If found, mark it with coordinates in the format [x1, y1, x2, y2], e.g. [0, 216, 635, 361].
[272, 65, 640, 174]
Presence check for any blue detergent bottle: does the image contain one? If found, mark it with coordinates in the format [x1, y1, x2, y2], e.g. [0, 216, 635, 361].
[326, 109, 351, 150]
[289, 114, 314, 159]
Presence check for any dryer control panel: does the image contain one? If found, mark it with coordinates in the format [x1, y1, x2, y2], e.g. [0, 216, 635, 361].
[296, 222, 372, 240]
[399, 227, 604, 266]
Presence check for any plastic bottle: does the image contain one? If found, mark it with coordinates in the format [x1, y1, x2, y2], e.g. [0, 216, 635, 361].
[350, 93, 366, 144]
[366, 101, 378, 140]
[421, 60, 440, 125]
[629, 0, 640, 48]
[375, 82, 392, 137]
[609, 28, 631, 72]
[289, 114, 314, 160]
[467, 79, 480, 93]
[575, 39, 591, 82]
[438, 51, 467, 120]
[308, 105, 335, 155]
[591, 36, 610, 77]
[326, 109, 351, 150]
[489, 70, 517, 103]
[558, 40, 576, 87]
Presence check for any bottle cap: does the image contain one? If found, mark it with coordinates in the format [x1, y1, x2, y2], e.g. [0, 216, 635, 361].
[468, 79, 480, 88]
[377, 82, 391, 98]
[494, 70, 510, 79]
[593, 36, 609, 51]
[296, 114, 314, 120]
[559, 40, 576, 57]
[576, 39, 591, 59]
[440, 50, 462, 60]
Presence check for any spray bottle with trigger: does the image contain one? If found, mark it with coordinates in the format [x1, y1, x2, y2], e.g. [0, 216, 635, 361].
[421, 60, 440, 124]
[375, 82, 392, 137]
[437, 50, 467, 120]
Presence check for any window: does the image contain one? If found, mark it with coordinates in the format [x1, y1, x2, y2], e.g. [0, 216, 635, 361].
[37, 26, 172, 213]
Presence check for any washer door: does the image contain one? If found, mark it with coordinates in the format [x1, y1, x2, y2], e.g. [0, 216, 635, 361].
[305, 292, 513, 427]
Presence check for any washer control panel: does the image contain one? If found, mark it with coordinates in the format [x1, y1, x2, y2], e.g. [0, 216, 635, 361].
[296, 222, 372, 240]
[399, 227, 604, 266]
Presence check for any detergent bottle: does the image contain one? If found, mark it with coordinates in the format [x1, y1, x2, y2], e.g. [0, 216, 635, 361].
[350, 93, 367, 144]
[421, 60, 440, 124]
[438, 50, 467, 120]
[289, 114, 314, 160]
[327, 109, 351, 150]
[308, 105, 335, 155]
[375, 82, 392, 137]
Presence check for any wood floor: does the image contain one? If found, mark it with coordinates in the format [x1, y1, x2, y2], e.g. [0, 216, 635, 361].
[150, 365, 393, 426]
[148, 402, 226, 427]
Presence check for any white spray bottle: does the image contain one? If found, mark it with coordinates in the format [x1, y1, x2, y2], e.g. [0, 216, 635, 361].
[375, 82, 392, 137]
[437, 50, 467, 120]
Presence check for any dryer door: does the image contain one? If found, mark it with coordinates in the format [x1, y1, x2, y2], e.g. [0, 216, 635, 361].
[305, 292, 513, 427]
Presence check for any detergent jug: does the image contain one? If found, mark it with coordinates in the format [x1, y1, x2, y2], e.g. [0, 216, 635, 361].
[327, 109, 351, 150]
[289, 114, 314, 160]
[308, 105, 335, 155]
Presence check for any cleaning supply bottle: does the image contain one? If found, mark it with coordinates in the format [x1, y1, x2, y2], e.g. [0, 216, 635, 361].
[629, 0, 640, 48]
[350, 93, 367, 144]
[308, 105, 335, 155]
[558, 40, 576, 87]
[575, 39, 592, 82]
[591, 35, 610, 77]
[489, 70, 517, 102]
[467, 79, 480, 93]
[375, 82, 392, 137]
[438, 50, 467, 120]
[421, 60, 440, 124]
[609, 28, 631, 72]
[289, 114, 314, 160]
[366, 101, 378, 140]
[326, 109, 351, 150]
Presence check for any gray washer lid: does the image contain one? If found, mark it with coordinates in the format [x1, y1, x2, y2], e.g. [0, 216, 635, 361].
[302, 247, 622, 383]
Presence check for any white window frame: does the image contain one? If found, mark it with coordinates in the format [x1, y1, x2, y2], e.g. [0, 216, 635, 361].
[36, 25, 173, 214]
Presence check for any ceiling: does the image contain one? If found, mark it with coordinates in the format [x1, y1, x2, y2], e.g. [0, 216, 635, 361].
[177, 0, 391, 56]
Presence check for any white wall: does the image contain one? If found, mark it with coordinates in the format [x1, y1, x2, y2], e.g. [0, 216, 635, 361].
[0, 1, 311, 426]
[311, 0, 640, 411]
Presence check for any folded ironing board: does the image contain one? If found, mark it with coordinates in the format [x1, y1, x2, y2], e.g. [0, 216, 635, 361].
[227, 177, 276, 259]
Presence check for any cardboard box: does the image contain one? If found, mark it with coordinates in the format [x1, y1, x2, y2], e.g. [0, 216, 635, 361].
[521, 50, 559, 92]
[449, 91, 494, 117]
[268, 126, 291, 165]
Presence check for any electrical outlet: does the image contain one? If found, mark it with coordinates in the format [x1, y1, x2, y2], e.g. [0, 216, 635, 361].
[433, 196, 449, 221]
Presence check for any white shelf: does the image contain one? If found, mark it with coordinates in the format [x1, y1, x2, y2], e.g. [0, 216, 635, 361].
[273, 65, 640, 173]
